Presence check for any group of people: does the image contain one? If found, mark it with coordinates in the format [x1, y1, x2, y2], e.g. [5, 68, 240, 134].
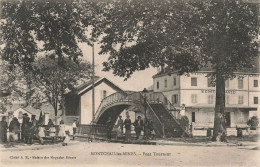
[0, 113, 79, 146]
[0, 113, 44, 144]
[106, 114, 156, 142]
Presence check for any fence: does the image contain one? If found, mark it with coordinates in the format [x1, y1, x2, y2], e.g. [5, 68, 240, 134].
[77, 124, 108, 137]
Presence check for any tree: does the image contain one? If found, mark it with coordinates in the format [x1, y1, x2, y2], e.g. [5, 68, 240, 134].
[0, 59, 28, 113]
[96, 0, 259, 141]
[0, 0, 94, 118]
[0, 0, 92, 70]
[25, 56, 92, 117]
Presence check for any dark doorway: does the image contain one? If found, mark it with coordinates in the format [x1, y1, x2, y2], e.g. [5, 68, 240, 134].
[225, 112, 231, 127]
[192, 112, 195, 122]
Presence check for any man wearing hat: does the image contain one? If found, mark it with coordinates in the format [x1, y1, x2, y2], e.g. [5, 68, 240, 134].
[21, 113, 28, 142]
[133, 116, 144, 140]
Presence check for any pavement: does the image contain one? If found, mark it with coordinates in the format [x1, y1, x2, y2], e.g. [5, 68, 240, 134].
[2, 134, 258, 152]
[86, 135, 259, 147]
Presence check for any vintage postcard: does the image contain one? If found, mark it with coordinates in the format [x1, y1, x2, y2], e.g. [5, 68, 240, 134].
[0, 0, 260, 167]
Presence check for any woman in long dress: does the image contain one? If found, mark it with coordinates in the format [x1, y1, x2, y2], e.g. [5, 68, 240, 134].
[49, 124, 56, 137]
[37, 124, 45, 145]
[124, 115, 132, 142]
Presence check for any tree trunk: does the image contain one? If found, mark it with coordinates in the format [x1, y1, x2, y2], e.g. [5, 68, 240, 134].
[212, 72, 227, 142]
[54, 103, 59, 125]
[61, 95, 66, 123]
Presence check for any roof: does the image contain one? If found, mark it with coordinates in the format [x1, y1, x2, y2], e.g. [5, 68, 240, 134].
[13, 108, 34, 115]
[75, 77, 125, 96]
[4, 103, 61, 120]
[153, 55, 260, 78]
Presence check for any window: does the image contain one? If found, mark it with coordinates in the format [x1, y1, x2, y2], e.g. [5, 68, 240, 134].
[192, 112, 195, 122]
[240, 112, 244, 122]
[208, 95, 214, 104]
[238, 96, 244, 104]
[225, 79, 229, 88]
[191, 77, 197, 86]
[173, 78, 177, 86]
[172, 94, 178, 104]
[254, 80, 258, 87]
[103, 90, 107, 99]
[164, 79, 167, 88]
[238, 78, 243, 89]
[18, 111, 23, 119]
[254, 97, 258, 104]
[157, 81, 159, 89]
[191, 94, 197, 103]
[207, 78, 215, 87]
[225, 95, 230, 104]
[101, 90, 107, 100]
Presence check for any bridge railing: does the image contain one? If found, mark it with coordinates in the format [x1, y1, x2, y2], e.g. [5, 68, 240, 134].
[125, 91, 142, 102]
[145, 92, 177, 111]
[94, 92, 127, 123]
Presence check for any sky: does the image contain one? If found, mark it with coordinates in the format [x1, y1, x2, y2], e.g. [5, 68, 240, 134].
[78, 42, 157, 91]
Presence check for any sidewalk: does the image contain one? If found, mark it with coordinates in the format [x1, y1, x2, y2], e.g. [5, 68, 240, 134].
[1, 134, 258, 152]
[76, 134, 259, 147]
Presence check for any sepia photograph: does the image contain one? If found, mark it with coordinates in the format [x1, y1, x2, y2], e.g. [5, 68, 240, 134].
[0, 0, 259, 166]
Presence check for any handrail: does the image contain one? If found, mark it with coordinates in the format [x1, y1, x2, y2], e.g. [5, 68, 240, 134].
[94, 92, 127, 123]
[158, 102, 189, 135]
[145, 92, 190, 135]
[146, 102, 163, 126]
[146, 92, 183, 119]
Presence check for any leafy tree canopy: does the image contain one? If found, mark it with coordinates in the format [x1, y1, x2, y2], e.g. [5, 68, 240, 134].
[0, 0, 95, 69]
[26, 55, 92, 116]
[97, 0, 258, 79]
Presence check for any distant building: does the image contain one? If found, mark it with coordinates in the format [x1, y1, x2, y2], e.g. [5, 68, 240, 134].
[65, 77, 124, 125]
[0, 103, 56, 126]
[12, 108, 33, 123]
[152, 64, 260, 128]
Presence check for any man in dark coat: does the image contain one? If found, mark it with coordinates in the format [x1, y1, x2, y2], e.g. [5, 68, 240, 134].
[133, 116, 144, 139]
[23, 117, 31, 143]
[117, 115, 124, 133]
[0, 117, 8, 143]
[9, 117, 20, 141]
[124, 115, 132, 142]
[28, 115, 38, 144]
[21, 113, 28, 142]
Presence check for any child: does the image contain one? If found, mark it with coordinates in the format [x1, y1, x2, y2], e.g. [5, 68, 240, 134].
[58, 120, 66, 141]
[62, 130, 70, 146]
[37, 125, 45, 145]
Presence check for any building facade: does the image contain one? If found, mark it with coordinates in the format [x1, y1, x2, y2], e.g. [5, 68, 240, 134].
[152, 71, 260, 128]
[65, 77, 124, 125]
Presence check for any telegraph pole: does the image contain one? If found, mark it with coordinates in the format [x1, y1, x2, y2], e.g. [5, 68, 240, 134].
[92, 41, 95, 123]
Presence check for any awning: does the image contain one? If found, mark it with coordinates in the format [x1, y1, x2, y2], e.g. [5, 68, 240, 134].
[186, 104, 257, 110]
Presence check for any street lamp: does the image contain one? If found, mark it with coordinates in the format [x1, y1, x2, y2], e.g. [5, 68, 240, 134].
[142, 88, 148, 122]
[142, 88, 148, 139]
